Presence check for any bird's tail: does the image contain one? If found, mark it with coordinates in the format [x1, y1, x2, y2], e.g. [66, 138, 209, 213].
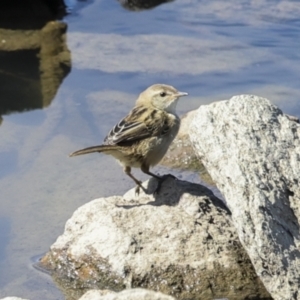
[69, 145, 116, 157]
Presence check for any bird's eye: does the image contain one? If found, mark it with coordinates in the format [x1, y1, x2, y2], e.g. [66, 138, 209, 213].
[160, 92, 167, 97]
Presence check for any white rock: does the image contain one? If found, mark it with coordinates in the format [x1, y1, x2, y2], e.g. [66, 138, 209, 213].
[41, 177, 270, 299]
[189, 95, 300, 300]
[79, 288, 175, 300]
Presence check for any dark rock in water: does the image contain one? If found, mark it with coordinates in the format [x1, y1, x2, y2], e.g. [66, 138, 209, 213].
[0, 0, 67, 30]
[118, 0, 174, 11]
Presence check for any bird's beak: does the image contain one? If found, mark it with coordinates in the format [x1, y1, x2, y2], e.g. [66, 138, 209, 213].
[176, 91, 188, 97]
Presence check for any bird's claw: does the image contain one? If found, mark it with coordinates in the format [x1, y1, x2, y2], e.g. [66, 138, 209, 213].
[134, 181, 143, 196]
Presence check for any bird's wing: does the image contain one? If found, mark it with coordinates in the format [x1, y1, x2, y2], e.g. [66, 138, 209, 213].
[104, 106, 169, 145]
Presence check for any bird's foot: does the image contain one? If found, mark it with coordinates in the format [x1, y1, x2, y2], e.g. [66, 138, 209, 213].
[134, 181, 143, 196]
[154, 174, 177, 195]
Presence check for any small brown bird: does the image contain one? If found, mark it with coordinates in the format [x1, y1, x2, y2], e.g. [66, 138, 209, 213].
[70, 84, 188, 193]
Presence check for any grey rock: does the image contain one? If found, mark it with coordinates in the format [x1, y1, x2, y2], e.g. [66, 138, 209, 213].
[79, 288, 175, 300]
[40, 177, 270, 300]
[189, 94, 300, 300]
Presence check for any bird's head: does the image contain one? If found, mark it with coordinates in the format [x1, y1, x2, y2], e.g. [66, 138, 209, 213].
[136, 84, 188, 113]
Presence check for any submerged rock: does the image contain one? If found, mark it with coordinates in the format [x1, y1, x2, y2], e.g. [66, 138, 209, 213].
[189, 95, 300, 300]
[40, 177, 270, 300]
[118, 0, 174, 11]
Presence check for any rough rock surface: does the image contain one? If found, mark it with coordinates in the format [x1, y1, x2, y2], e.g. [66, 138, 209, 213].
[79, 288, 175, 300]
[40, 177, 270, 300]
[189, 95, 300, 300]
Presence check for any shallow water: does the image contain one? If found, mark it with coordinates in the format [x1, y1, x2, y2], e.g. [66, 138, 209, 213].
[0, 1, 299, 299]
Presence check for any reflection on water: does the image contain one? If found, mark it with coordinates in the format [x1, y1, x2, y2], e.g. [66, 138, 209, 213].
[0, 217, 10, 263]
[0, 21, 71, 119]
[0, 0, 300, 300]
[0, 49, 41, 115]
[0, 1, 71, 299]
[0, 0, 67, 30]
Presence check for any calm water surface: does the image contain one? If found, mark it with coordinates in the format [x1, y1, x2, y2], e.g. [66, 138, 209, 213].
[0, 1, 299, 299]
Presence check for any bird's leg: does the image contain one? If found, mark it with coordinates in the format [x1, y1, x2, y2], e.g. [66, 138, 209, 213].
[124, 166, 143, 195]
[140, 164, 161, 180]
[141, 164, 176, 180]
[141, 164, 177, 194]
[141, 165, 168, 195]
